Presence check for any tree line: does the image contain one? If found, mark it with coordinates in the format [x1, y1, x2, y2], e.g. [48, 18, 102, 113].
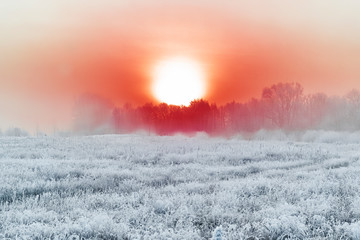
[73, 82, 360, 135]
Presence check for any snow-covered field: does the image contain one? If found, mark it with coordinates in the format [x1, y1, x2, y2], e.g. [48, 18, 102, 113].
[1, 133, 360, 239]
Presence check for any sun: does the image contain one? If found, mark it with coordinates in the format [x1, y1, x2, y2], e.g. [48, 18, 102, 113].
[152, 57, 206, 106]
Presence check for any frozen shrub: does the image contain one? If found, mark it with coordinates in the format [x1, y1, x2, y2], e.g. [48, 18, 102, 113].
[347, 222, 360, 239]
[153, 199, 173, 214]
[212, 225, 223, 240]
[308, 215, 333, 237]
[68, 234, 80, 240]
[262, 216, 307, 239]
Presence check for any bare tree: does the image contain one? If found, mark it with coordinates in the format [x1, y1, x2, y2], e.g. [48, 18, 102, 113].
[262, 82, 304, 128]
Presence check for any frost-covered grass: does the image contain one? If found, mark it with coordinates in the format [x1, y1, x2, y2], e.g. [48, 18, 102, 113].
[1, 133, 360, 239]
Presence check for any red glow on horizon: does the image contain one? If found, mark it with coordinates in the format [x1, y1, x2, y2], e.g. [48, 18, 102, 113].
[1, 1, 360, 132]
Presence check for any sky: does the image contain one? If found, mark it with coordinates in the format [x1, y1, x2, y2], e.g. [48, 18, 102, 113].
[1, 0, 360, 133]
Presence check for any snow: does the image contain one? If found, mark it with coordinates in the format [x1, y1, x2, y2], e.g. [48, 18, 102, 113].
[0, 133, 360, 239]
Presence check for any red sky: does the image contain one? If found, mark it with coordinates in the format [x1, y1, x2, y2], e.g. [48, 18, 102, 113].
[1, 0, 360, 132]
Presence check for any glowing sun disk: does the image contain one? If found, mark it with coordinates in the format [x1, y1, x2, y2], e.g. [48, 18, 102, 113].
[152, 57, 206, 106]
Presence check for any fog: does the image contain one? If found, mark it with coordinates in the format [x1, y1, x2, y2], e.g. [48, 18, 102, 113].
[43, 82, 360, 138]
[1, 1, 360, 132]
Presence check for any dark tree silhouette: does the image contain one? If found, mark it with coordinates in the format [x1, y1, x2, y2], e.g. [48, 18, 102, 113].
[187, 99, 212, 132]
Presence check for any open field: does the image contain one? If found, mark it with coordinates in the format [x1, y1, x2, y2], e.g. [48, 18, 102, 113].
[1, 133, 360, 239]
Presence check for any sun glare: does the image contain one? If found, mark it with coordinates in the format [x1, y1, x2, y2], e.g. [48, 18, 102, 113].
[152, 57, 206, 106]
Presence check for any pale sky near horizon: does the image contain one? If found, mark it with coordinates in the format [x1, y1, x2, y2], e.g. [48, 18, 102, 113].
[1, 0, 360, 133]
